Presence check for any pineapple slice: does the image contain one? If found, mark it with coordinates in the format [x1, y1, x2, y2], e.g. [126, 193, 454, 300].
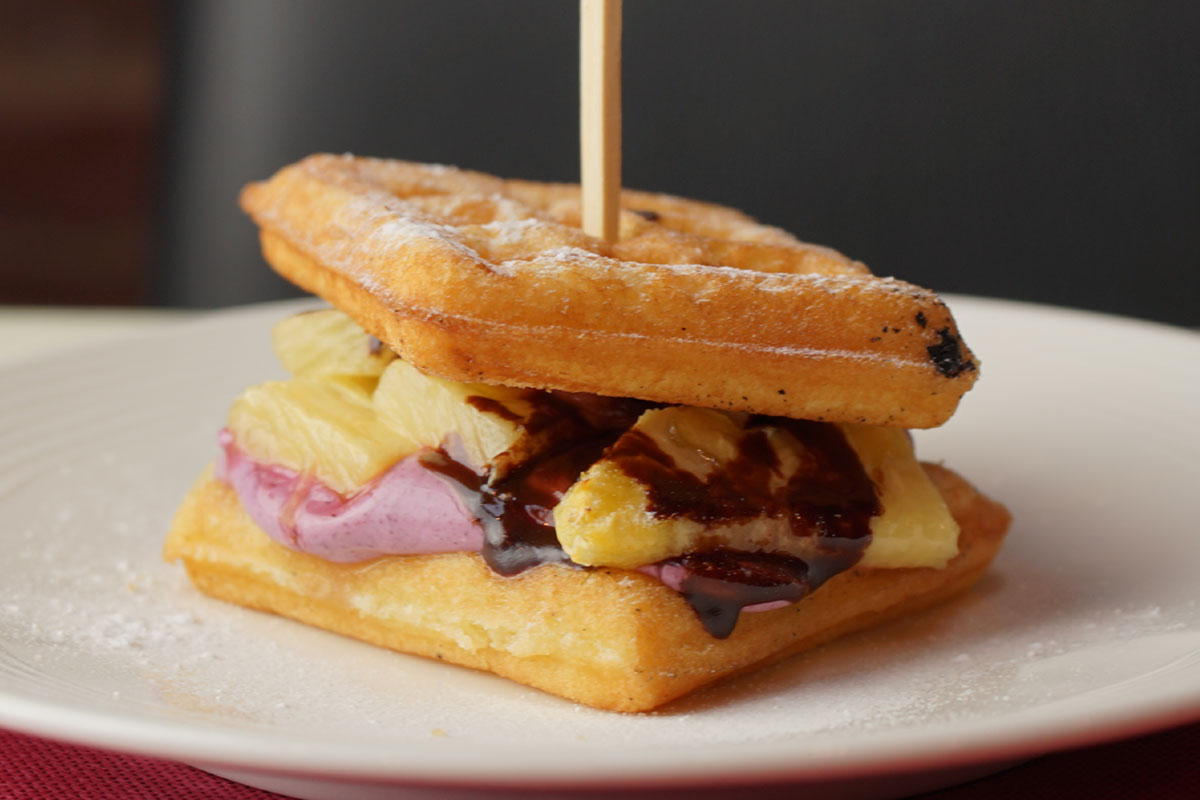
[272, 309, 395, 381]
[554, 459, 705, 570]
[842, 423, 959, 568]
[227, 378, 417, 494]
[554, 408, 959, 570]
[228, 339, 551, 494]
[372, 359, 538, 471]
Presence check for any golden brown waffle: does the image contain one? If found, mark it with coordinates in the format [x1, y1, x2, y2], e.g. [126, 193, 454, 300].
[164, 464, 1009, 712]
[241, 155, 979, 428]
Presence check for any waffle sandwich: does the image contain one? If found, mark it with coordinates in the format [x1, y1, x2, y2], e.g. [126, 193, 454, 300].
[164, 154, 1009, 712]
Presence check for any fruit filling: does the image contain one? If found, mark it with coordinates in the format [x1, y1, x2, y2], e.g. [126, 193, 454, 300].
[217, 309, 961, 637]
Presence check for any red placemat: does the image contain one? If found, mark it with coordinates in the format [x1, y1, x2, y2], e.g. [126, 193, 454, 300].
[920, 720, 1200, 798]
[2, 722, 1199, 799]
[0, 729, 286, 799]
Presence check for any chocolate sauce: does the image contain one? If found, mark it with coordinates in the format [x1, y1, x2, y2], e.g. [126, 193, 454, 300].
[464, 395, 525, 425]
[605, 418, 879, 540]
[667, 551, 809, 639]
[528, 390, 654, 435]
[464, 389, 654, 439]
[607, 418, 879, 637]
[476, 437, 612, 575]
[664, 536, 870, 638]
[428, 391, 653, 576]
[420, 443, 588, 575]
[423, 391, 880, 639]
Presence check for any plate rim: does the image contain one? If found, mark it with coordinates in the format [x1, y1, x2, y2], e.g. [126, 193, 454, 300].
[2, 676, 1198, 788]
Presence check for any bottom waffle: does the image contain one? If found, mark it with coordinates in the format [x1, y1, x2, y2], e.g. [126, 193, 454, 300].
[163, 463, 1009, 713]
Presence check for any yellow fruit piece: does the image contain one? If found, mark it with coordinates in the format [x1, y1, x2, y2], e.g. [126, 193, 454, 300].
[373, 360, 534, 470]
[553, 459, 706, 569]
[272, 309, 395, 381]
[229, 325, 550, 494]
[228, 378, 416, 494]
[842, 424, 959, 568]
[557, 406, 788, 568]
[555, 409, 959, 570]
[629, 406, 750, 478]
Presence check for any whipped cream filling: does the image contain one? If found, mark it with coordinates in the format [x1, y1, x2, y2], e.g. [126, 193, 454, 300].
[214, 430, 796, 616]
[216, 430, 484, 562]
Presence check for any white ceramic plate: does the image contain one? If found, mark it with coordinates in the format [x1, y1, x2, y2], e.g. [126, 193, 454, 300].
[1, 297, 1198, 800]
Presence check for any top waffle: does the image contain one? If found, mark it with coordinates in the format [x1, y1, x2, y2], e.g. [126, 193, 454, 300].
[240, 154, 978, 427]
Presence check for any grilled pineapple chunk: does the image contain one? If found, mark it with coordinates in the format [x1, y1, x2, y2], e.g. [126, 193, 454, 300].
[554, 408, 959, 569]
[842, 423, 959, 568]
[373, 359, 537, 470]
[233, 309, 549, 488]
[554, 459, 702, 569]
[227, 379, 416, 494]
[272, 308, 395, 381]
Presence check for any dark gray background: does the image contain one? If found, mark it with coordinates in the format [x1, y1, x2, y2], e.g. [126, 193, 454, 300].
[155, 0, 1199, 326]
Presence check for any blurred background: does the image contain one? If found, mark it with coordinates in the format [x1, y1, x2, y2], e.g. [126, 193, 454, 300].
[2, 0, 1197, 325]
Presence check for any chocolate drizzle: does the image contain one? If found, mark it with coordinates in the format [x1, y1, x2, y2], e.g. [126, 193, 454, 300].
[427, 390, 653, 575]
[420, 444, 589, 575]
[420, 391, 881, 639]
[466, 389, 653, 437]
[665, 535, 871, 638]
[610, 418, 879, 637]
[464, 395, 524, 425]
[668, 551, 810, 639]
[604, 419, 878, 539]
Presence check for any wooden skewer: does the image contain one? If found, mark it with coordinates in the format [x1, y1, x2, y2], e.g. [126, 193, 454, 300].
[580, 0, 622, 242]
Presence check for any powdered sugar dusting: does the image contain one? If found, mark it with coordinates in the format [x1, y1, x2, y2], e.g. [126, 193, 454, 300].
[339, 191, 476, 261]
[475, 217, 545, 246]
[491, 247, 926, 301]
[256, 155, 928, 309]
